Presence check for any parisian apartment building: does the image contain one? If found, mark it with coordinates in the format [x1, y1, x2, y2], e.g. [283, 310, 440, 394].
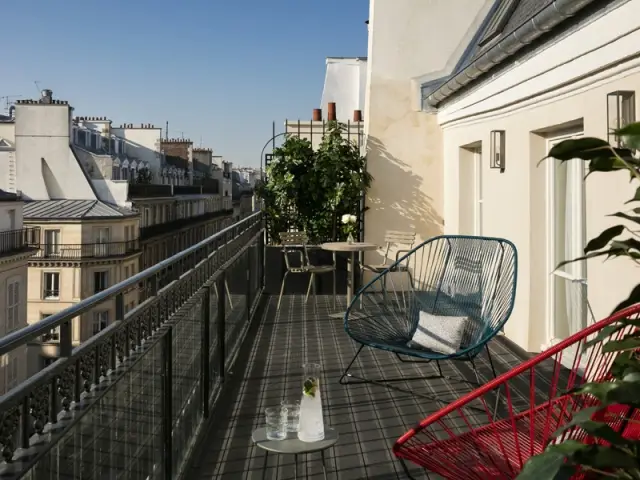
[0, 89, 235, 374]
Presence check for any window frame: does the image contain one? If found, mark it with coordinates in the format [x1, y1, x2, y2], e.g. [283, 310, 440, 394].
[92, 311, 109, 335]
[6, 279, 19, 332]
[94, 270, 109, 294]
[43, 271, 61, 300]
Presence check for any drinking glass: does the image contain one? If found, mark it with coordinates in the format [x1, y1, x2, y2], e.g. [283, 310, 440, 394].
[265, 406, 288, 440]
[281, 399, 301, 433]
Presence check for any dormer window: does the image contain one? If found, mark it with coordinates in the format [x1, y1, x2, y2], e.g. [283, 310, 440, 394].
[77, 129, 86, 147]
[110, 138, 116, 154]
[477, 0, 519, 48]
[90, 133, 98, 150]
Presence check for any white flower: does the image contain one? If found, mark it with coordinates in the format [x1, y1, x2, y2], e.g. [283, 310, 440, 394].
[342, 214, 357, 224]
[349, 214, 357, 223]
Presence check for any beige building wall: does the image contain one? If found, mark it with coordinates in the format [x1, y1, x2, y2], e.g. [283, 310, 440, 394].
[0, 199, 33, 394]
[0, 259, 30, 394]
[26, 218, 141, 370]
[435, 0, 640, 352]
[440, 71, 640, 353]
[363, 0, 492, 273]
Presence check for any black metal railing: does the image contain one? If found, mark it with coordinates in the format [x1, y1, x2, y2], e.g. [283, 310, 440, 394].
[129, 180, 220, 199]
[0, 227, 40, 256]
[140, 209, 234, 240]
[0, 212, 264, 480]
[128, 183, 173, 198]
[32, 239, 141, 260]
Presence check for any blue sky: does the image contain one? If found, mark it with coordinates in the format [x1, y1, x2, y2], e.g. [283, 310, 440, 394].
[1, 0, 369, 167]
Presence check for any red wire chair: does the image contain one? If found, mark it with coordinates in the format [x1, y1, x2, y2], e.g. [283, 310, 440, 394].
[393, 303, 640, 479]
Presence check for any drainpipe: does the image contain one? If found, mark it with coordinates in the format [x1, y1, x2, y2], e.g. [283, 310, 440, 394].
[426, 0, 598, 108]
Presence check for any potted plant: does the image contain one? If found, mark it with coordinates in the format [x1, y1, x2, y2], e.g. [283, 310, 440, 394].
[517, 123, 640, 479]
[256, 121, 372, 295]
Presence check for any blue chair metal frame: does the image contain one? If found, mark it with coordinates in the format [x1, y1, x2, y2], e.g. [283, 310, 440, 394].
[339, 235, 518, 401]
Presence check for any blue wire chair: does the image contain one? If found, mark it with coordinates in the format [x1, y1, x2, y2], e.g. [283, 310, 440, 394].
[339, 235, 518, 401]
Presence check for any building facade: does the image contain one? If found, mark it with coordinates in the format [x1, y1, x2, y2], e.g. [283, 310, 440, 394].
[129, 183, 233, 295]
[25, 201, 141, 369]
[365, 0, 640, 352]
[0, 91, 142, 372]
[0, 192, 38, 394]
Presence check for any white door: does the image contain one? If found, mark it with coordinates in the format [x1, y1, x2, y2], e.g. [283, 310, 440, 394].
[459, 147, 483, 235]
[473, 148, 483, 236]
[546, 134, 588, 347]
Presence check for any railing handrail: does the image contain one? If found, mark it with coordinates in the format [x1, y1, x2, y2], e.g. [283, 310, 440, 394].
[0, 211, 261, 355]
[37, 239, 140, 247]
[0, 226, 40, 235]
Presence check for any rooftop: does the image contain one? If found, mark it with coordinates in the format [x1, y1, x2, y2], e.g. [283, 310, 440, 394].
[23, 199, 137, 220]
[0, 189, 20, 202]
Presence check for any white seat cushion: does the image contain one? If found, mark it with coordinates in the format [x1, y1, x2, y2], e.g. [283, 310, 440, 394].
[407, 311, 469, 355]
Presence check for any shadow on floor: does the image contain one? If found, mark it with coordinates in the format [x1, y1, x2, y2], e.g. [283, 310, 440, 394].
[190, 295, 533, 480]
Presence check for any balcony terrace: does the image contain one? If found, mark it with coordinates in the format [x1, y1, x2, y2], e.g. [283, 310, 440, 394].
[0, 227, 40, 258]
[31, 239, 141, 260]
[0, 213, 531, 480]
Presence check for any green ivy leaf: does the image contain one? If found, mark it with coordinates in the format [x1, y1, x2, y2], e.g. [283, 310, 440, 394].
[574, 380, 640, 406]
[614, 122, 640, 137]
[609, 212, 640, 225]
[546, 138, 611, 161]
[611, 283, 640, 313]
[584, 225, 625, 253]
[583, 323, 628, 350]
[626, 186, 640, 204]
[587, 155, 629, 175]
[602, 334, 640, 354]
[516, 450, 576, 480]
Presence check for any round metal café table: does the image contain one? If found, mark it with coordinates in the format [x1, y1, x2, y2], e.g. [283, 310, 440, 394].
[252, 427, 339, 479]
[320, 242, 378, 305]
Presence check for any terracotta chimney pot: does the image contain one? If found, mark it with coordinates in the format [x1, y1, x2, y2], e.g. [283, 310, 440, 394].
[327, 102, 337, 121]
[353, 110, 363, 122]
[312, 109, 322, 121]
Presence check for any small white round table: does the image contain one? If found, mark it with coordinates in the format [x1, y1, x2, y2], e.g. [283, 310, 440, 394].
[252, 427, 339, 479]
[321, 242, 378, 305]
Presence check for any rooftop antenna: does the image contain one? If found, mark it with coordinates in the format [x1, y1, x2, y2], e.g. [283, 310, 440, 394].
[177, 131, 185, 140]
[165, 121, 169, 140]
[0, 95, 22, 112]
[199, 136, 203, 148]
[33, 81, 41, 95]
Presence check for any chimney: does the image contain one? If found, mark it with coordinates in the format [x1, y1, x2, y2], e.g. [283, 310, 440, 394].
[40, 89, 53, 104]
[353, 110, 363, 122]
[312, 108, 322, 121]
[327, 102, 337, 121]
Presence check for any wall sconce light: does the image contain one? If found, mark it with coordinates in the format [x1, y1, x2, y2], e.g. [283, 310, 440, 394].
[607, 90, 636, 147]
[490, 130, 506, 173]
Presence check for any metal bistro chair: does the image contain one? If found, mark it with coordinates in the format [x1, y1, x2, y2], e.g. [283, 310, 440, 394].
[361, 230, 416, 294]
[277, 232, 337, 311]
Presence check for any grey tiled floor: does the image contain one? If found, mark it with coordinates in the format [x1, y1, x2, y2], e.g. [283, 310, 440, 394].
[191, 295, 532, 480]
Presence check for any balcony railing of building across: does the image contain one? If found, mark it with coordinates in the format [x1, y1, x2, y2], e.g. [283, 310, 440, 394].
[32, 239, 141, 260]
[140, 209, 235, 240]
[0, 227, 40, 257]
[128, 181, 219, 198]
[0, 212, 264, 480]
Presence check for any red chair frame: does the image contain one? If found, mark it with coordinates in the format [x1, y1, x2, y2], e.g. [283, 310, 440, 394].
[393, 303, 640, 479]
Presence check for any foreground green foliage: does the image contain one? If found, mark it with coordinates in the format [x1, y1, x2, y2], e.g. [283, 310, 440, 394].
[256, 122, 372, 243]
[517, 123, 640, 479]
